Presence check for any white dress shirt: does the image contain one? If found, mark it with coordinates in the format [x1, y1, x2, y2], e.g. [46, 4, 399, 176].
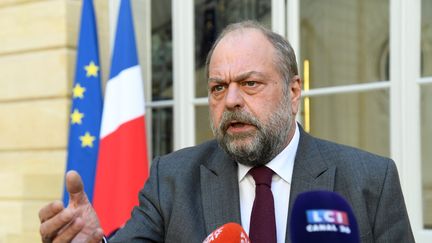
[238, 123, 300, 243]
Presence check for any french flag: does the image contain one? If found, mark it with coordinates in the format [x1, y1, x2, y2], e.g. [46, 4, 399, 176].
[93, 0, 149, 235]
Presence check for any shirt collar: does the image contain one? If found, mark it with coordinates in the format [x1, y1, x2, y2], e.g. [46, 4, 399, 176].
[238, 123, 300, 183]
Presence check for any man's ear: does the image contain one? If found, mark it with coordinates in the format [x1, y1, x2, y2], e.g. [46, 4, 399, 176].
[289, 75, 302, 115]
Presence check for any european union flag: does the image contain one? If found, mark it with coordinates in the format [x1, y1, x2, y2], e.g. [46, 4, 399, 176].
[63, 0, 102, 204]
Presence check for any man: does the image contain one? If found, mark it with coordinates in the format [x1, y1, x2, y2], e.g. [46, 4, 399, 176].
[39, 21, 415, 243]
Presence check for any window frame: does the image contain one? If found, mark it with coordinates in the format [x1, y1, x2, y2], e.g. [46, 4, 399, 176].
[109, 0, 432, 240]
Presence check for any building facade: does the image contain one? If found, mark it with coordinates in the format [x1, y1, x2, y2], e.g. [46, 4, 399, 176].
[0, 0, 430, 242]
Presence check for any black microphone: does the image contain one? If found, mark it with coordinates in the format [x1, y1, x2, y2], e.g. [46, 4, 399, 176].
[203, 222, 251, 243]
[290, 190, 360, 243]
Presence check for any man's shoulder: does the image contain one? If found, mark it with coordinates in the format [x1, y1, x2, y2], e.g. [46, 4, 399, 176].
[303, 133, 397, 192]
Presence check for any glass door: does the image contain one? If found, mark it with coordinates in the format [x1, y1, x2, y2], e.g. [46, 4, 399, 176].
[297, 0, 390, 157]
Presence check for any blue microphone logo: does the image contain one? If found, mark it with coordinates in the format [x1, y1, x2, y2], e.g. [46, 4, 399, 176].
[305, 210, 352, 234]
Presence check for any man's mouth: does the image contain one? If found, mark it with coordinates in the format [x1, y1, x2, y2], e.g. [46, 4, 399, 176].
[230, 120, 246, 127]
[225, 120, 255, 134]
[223, 120, 245, 130]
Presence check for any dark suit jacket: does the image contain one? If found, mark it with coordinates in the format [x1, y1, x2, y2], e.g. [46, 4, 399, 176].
[110, 128, 414, 243]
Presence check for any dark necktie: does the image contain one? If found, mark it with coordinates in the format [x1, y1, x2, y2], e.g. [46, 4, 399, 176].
[249, 166, 277, 243]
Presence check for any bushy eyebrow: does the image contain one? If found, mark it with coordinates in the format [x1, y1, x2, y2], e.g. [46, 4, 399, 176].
[208, 71, 265, 84]
[208, 77, 224, 84]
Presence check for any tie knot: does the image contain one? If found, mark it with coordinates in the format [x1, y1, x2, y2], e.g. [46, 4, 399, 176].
[249, 166, 274, 187]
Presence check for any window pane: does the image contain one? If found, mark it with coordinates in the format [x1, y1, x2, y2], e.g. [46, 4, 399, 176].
[300, 90, 390, 157]
[421, 85, 432, 228]
[151, 108, 173, 157]
[195, 105, 213, 144]
[152, 0, 173, 100]
[300, 0, 389, 88]
[194, 0, 272, 98]
[422, 0, 432, 77]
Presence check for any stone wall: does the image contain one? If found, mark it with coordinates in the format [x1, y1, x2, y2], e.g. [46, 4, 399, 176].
[0, 0, 109, 241]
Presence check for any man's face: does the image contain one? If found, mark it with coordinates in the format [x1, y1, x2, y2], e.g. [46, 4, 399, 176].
[208, 29, 299, 166]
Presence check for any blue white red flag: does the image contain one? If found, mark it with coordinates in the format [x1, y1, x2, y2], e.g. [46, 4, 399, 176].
[93, 0, 149, 235]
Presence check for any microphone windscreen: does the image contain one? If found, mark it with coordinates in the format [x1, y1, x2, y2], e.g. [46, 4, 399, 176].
[203, 222, 251, 243]
[290, 190, 360, 243]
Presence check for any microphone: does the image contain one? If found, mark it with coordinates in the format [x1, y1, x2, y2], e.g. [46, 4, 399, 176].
[203, 222, 251, 243]
[290, 190, 360, 243]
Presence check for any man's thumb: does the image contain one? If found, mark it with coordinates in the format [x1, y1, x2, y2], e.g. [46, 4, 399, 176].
[66, 170, 89, 206]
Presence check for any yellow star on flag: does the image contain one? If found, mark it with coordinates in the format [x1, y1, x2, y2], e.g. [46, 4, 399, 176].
[72, 83, 86, 99]
[84, 61, 99, 77]
[79, 132, 96, 148]
[70, 109, 84, 124]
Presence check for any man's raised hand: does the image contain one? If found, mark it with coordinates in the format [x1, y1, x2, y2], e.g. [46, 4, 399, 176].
[39, 171, 104, 243]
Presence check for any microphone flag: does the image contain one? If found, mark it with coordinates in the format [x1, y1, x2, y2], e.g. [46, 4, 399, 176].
[93, 0, 149, 235]
[203, 223, 251, 243]
[63, 0, 102, 205]
[290, 190, 360, 243]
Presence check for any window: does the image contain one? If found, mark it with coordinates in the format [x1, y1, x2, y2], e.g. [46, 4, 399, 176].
[421, 0, 432, 229]
[150, 0, 173, 157]
[131, 1, 431, 239]
[299, 0, 390, 157]
[194, 0, 272, 144]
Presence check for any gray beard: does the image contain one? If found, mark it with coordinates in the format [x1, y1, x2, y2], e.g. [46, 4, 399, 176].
[210, 100, 293, 166]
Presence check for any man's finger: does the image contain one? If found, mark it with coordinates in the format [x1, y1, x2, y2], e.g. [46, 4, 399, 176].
[39, 201, 64, 223]
[66, 170, 89, 206]
[52, 217, 84, 243]
[40, 208, 76, 241]
[86, 228, 104, 243]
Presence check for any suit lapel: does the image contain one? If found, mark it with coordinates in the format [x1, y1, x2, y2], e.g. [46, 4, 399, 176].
[198, 128, 337, 241]
[200, 146, 241, 235]
[286, 127, 336, 242]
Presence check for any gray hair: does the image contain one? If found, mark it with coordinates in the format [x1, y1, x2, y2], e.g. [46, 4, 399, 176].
[205, 20, 299, 93]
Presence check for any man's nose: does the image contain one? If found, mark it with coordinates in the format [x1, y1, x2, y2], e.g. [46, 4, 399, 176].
[224, 84, 244, 109]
